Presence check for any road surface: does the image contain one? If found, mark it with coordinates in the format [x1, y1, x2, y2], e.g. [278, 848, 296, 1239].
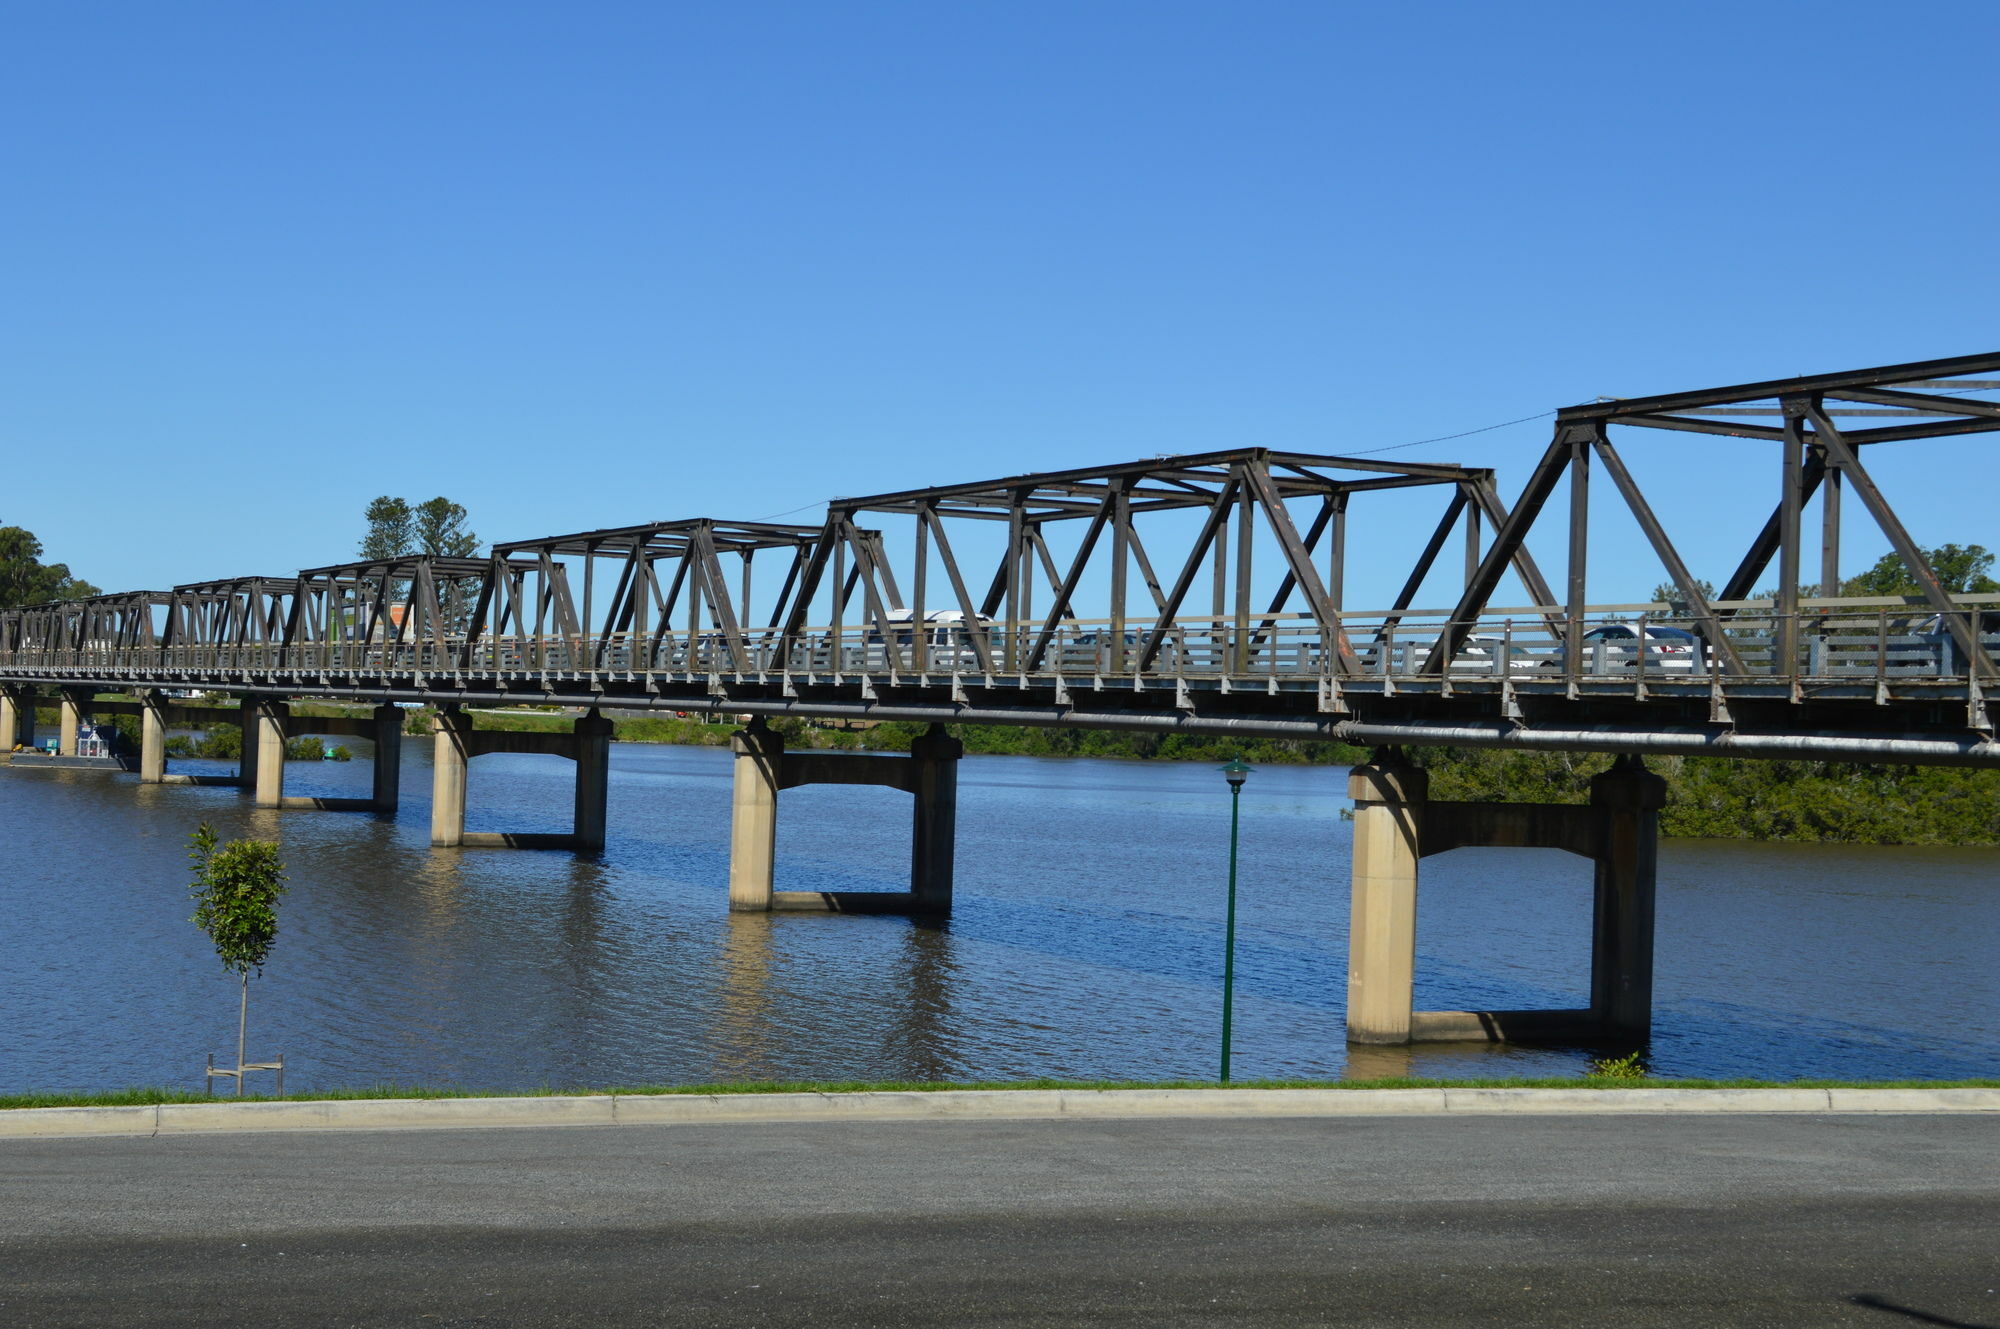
[1, 1113, 1994, 1327]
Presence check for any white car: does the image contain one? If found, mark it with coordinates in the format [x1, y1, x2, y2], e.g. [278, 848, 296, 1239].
[1548, 623, 1707, 673]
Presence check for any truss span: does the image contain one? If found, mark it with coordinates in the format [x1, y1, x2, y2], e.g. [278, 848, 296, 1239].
[3, 356, 1996, 766]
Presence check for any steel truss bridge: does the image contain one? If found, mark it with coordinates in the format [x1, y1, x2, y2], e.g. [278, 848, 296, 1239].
[4, 352, 1998, 767]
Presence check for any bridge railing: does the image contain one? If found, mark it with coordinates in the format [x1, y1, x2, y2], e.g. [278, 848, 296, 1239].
[3, 598, 1994, 687]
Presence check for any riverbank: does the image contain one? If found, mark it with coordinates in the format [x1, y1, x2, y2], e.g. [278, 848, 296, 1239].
[6, 1082, 1997, 1141]
[9, 1076, 1997, 1111]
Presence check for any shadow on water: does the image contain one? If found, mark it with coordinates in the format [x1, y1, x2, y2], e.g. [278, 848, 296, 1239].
[0, 743, 1994, 1092]
[887, 920, 962, 1081]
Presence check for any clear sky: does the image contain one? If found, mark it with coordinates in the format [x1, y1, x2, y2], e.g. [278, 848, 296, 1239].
[4, 1, 1995, 611]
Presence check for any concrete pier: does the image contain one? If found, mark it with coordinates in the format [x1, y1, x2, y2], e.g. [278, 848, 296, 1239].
[1344, 754, 1427, 1045]
[727, 721, 783, 911]
[238, 704, 260, 793]
[1344, 748, 1667, 1046]
[1588, 755, 1667, 1038]
[908, 724, 962, 911]
[431, 707, 612, 851]
[139, 693, 167, 783]
[271, 704, 406, 811]
[0, 687, 33, 751]
[58, 691, 84, 757]
[431, 708, 471, 847]
[251, 699, 289, 808]
[368, 704, 403, 813]
[570, 712, 613, 854]
[104, 693, 394, 796]
[728, 720, 963, 915]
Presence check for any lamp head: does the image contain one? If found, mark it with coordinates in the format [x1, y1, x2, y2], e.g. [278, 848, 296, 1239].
[1221, 759, 1251, 789]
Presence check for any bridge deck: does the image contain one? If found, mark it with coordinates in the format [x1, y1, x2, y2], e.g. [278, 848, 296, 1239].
[5, 601, 1995, 767]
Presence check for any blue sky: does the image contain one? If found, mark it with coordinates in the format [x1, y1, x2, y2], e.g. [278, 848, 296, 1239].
[4, 1, 1995, 612]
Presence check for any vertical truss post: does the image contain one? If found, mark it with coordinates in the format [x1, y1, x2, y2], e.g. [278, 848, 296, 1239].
[912, 501, 929, 673]
[1329, 494, 1348, 613]
[1004, 497, 1024, 673]
[1232, 469, 1254, 673]
[1212, 500, 1228, 627]
[1778, 399, 1809, 679]
[1109, 481, 1130, 673]
[1463, 496, 1481, 589]
[1565, 427, 1592, 669]
[830, 520, 846, 670]
[1819, 460, 1843, 599]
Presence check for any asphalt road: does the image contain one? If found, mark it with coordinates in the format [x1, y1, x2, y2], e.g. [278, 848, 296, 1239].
[1, 1113, 1995, 1327]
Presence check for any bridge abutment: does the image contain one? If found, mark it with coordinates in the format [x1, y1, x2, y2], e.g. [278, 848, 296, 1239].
[728, 719, 961, 915]
[431, 707, 612, 851]
[1345, 749, 1665, 1046]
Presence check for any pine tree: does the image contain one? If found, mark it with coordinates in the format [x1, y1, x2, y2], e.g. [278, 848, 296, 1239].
[359, 496, 415, 561]
[413, 497, 479, 558]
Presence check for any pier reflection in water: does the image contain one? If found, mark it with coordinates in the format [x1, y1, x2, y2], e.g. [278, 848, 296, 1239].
[1, 742, 1994, 1094]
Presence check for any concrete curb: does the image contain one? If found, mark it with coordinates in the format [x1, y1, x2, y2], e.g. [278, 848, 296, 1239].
[1, 1087, 1995, 1140]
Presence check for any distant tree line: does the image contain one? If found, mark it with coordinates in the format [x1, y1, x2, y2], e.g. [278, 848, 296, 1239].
[0, 521, 100, 608]
[1650, 543, 1996, 607]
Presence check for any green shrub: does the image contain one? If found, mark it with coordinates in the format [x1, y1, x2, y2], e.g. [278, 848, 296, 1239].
[190, 724, 242, 760]
[1588, 1051, 1647, 1079]
[1414, 748, 2000, 846]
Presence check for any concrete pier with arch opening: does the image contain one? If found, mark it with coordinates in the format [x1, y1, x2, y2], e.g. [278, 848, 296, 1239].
[728, 719, 961, 915]
[429, 707, 613, 852]
[1346, 748, 1665, 1045]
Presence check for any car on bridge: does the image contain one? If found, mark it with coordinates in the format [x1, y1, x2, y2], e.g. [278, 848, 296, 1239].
[1544, 623, 1708, 675]
[863, 610, 998, 670]
[1914, 610, 2000, 675]
[1354, 633, 1505, 675]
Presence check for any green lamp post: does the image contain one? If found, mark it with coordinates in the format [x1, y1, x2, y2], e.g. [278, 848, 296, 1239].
[1219, 758, 1251, 1082]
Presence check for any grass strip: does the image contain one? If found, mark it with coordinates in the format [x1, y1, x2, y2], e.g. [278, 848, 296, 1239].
[4, 1076, 1996, 1111]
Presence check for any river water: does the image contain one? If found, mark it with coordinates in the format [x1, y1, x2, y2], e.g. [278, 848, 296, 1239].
[2, 739, 1994, 1093]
